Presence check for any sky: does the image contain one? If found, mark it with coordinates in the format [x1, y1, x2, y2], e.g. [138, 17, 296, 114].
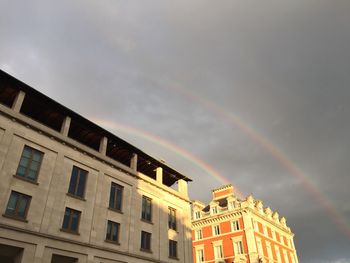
[0, 1, 349, 262]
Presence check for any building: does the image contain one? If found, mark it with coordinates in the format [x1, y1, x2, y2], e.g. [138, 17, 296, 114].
[0, 69, 193, 263]
[191, 185, 298, 263]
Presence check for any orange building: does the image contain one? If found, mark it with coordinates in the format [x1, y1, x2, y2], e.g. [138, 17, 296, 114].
[191, 185, 298, 263]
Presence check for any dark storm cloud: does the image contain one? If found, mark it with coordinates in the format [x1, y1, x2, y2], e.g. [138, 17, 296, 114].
[1, 1, 350, 262]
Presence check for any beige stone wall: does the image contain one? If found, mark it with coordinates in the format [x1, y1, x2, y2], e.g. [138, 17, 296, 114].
[0, 109, 193, 263]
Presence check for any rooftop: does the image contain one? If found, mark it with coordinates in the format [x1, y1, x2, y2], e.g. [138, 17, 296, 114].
[0, 69, 192, 187]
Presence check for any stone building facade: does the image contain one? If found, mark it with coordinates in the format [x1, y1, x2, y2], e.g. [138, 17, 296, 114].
[0, 70, 193, 263]
[192, 185, 298, 263]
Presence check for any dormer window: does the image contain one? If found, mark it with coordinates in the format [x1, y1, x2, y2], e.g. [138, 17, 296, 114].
[194, 211, 201, 219]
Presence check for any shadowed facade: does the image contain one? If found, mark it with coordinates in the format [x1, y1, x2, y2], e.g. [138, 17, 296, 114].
[0, 70, 193, 263]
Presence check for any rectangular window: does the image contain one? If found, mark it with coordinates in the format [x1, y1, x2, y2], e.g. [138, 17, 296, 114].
[140, 231, 151, 251]
[267, 227, 272, 238]
[257, 238, 264, 257]
[195, 211, 201, 219]
[195, 229, 203, 240]
[276, 232, 281, 242]
[275, 246, 282, 262]
[62, 207, 81, 233]
[211, 206, 218, 214]
[106, 220, 120, 243]
[5, 191, 31, 219]
[16, 145, 43, 182]
[109, 182, 123, 211]
[168, 207, 177, 230]
[196, 249, 205, 262]
[231, 220, 240, 231]
[68, 166, 87, 198]
[213, 225, 220, 236]
[169, 240, 177, 258]
[234, 240, 244, 255]
[214, 244, 223, 259]
[141, 196, 152, 222]
[266, 242, 273, 259]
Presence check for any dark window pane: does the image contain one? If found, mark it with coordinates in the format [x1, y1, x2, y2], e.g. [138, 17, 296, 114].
[112, 223, 119, 241]
[16, 166, 26, 176]
[116, 187, 122, 210]
[71, 211, 79, 231]
[62, 207, 80, 233]
[5, 191, 31, 219]
[106, 222, 112, 240]
[32, 152, 42, 162]
[19, 157, 29, 168]
[22, 147, 31, 158]
[62, 209, 70, 229]
[168, 208, 177, 230]
[6, 193, 17, 213]
[76, 172, 86, 197]
[109, 185, 116, 208]
[141, 196, 152, 221]
[169, 240, 177, 258]
[17, 197, 28, 217]
[68, 166, 87, 198]
[106, 221, 120, 243]
[141, 231, 151, 250]
[16, 146, 43, 181]
[68, 168, 78, 194]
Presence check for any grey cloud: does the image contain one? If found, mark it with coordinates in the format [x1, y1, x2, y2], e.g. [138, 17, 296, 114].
[1, 0, 350, 262]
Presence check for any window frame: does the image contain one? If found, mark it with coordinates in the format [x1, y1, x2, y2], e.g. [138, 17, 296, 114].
[67, 166, 88, 199]
[195, 211, 201, 219]
[4, 191, 31, 220]
[169, 239, 178, 259]
[105, 220, 120, 244]
[214, 244, 223, 259]
[141, 196, 152, 222]
[196, 248, 205, 262]
[213, 224, 220, 236]
[15, 145, 43, 183]
[234, 240, 244, 255]
[168, 207, 177, 231]
[109, 182, 123, 212]
[140, 230, 152, 252]
[61, 207, 81, 234]
[231, 220, 240, 231]
[195, 229, 203, 240]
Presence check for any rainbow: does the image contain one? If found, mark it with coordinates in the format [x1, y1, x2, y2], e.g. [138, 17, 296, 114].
[163, 84, 350, 238]
[91, 85, 350, 238]
[92, 119, 244, 197]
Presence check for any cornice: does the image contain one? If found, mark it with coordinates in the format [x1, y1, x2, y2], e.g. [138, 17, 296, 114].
[247, 208, 294, 235]
[192, 209, 245, 228]
[0, 106, 190, 203]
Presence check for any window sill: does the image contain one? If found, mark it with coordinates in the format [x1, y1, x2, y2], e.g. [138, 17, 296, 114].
[141, 218, 153, 225]
[104, 239, 120, 245]
[168, 256, 179, 260]
[60, 228, 80, 235]
[66, 193, 86, 201]
[108, 207, 123, 214]
[2, 213, 28, 222]
[13, 174, 39, 185]
[140, 248, 153, 254]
